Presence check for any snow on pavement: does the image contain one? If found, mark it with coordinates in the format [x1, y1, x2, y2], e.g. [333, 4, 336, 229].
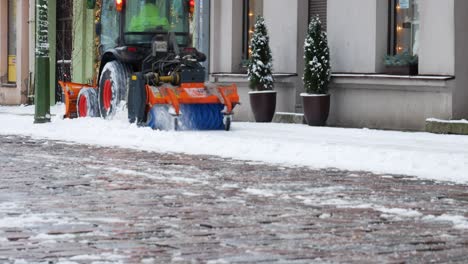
[0, 104, 467, 184]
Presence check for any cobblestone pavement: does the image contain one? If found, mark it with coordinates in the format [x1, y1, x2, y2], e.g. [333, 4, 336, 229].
[0, 135, 467, 263]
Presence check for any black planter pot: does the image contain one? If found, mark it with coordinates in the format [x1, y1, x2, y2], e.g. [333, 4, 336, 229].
[385, 64, 418, 75]
[302, 94, 330, 126]
[249, 91, 277, 122]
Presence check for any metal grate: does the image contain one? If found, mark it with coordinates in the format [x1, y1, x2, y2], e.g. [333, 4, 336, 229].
[56, 0, 73, 102]
[309, 0, 327, 31]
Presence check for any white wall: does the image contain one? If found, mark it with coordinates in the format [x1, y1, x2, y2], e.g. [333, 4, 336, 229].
[263, 0, 298, 73]
[418, 0, 455, 75]
[0, 0, 29, 105]
[327, 0, 388, 73]
[210, 0, 304, 75]
[329, 78, 453, 130]
[17, 0, 29, 103]
[210, 0, 243, 73]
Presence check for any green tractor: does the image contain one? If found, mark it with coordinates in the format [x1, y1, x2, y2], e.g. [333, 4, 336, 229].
[61, 0, 239, 131]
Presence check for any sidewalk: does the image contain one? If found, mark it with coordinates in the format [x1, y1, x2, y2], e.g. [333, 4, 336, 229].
[0, 104, 467, 184]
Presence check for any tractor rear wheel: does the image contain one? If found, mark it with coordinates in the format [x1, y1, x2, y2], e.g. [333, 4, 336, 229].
[77, 88, 99, 117]
[98, 61, 130, 119]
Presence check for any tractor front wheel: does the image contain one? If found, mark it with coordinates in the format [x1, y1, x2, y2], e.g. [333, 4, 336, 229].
[98, 61, 130, 119]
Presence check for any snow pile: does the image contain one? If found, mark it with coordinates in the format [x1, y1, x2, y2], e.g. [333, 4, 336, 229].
[426, 118, 468, 124]
[0, 105, 468, 184]
[422, 214, 468, 229]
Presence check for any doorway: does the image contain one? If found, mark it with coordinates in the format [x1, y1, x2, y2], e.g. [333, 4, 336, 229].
[56, 0, 73, 102]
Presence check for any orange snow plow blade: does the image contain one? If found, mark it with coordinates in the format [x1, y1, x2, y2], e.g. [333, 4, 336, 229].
[145, 83, 240, 116]
[58, 81, 95, 118]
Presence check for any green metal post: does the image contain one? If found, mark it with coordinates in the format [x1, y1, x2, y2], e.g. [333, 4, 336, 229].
[34, 0, 51, 123]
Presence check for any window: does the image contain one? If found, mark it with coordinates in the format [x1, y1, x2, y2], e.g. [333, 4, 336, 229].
[7, 0, 16, 83]
[242, 0, 263, 61]
[309, 0, 327, 31]
[124, 0, 191, 47]
[389, 0, 420, 55]
[100, 0, 120, 52]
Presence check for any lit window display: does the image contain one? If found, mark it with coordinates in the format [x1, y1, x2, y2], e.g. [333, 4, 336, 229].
[242, 0, 263, 60]
[391, 0, 420, 55]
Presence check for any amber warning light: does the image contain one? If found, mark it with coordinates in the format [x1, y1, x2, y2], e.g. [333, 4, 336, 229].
[116, 0, 124, 12]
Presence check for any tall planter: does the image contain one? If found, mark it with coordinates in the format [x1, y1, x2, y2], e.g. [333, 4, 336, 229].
[301, 94, 330, 126]
[302, 16, 331, 126]
[247, 16, 275, 122]
[249, 91, 277, 122]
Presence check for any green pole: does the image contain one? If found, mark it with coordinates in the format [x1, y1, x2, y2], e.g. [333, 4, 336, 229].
[34, 0, 51, 123]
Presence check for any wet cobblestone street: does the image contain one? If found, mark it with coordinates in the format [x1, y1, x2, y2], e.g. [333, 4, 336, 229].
[0, 135, 467, 263]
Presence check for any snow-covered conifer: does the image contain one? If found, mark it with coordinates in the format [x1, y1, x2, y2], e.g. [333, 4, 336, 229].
[247, 16, 274, 91]
[303, 15, 331, 94]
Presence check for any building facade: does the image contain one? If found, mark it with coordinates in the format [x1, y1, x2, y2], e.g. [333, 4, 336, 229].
[0, 0, 33, 105]
[3, 0, 466, 132]
[327, 0, 467, 131]
[209, 0, 468, 131]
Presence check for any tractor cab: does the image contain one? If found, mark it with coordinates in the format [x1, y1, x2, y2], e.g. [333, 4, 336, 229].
[99, 0, 194, 60]
[122, 0, 192, 48]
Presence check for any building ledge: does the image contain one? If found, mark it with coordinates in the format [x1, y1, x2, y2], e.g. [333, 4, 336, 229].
[331, 73, 455, 91]
[211, 73, 298, 83]
[0, 83, 17, 88]
[332, 73, 454, 81]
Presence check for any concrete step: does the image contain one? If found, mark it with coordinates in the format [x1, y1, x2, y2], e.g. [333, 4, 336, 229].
[272, 112, 305, 124]
[425, 118, 468, 135]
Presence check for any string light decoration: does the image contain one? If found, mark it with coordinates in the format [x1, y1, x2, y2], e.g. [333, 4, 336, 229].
[394, 0, 419, 55]
[395, 3, 403, 54]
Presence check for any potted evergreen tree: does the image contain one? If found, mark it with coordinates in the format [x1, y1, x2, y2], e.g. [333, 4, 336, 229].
[301, 15, 331, 126]
[247, 16, 276, 123]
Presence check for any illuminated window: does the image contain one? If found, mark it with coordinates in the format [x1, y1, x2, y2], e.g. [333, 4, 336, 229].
[389, 0, 420, 55]
[242, 0, 263, 61]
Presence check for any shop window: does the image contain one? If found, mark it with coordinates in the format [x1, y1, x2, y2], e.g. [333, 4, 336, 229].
[242, 0, 263, 61]
[389, 0, 420, 55]
[7, 0, 17, 83]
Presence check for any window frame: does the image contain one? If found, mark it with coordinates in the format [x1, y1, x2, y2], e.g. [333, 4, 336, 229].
[388, 0, 396, 55]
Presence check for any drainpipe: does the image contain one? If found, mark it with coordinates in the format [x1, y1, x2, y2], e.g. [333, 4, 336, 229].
[34, 0, 51, 123]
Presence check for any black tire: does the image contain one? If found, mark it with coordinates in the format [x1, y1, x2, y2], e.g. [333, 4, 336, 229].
[98, 61, 130, 119]
[224, 116, 231, 131]
[77, 88, 99, 117]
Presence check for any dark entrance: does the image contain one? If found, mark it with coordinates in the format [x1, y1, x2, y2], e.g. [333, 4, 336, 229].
[56, 0, 73, 102]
